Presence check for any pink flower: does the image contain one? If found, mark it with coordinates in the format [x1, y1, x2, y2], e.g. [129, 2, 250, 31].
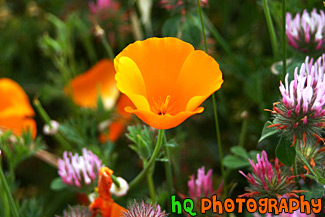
[160, 0, 208, 13]
[89, 0, 119, 14]
[188, 166, 222, 201]
[58, 148, 103, 187]
[123, 200, 168, 217]
[239, 151, 297, 198]
[270, 54, 325, 145]
[286, 9, 325, 53]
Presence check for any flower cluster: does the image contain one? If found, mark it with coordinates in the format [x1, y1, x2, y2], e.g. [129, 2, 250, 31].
[269, 54, 325, 145]
[160, 0, 208, 14]
[122, 200, 168, 217]
[239, 151, 297, 198]
[286, 9, 325, 53]
[58, 148, 103, 187]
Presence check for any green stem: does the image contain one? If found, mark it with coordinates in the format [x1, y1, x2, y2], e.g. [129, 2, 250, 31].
[0, 155, 19, 217]
[100, 34, 115, 60]
[163, 132, 173, 196]
[111, 174, 120, 188]
[262, 0, 279, 60]
[129, 129, 164, 189]
[282, 0, 287, 80]
[238, 117, 248, 147]
[146, 166, 156, 202]
[33, 98, 71, 150]
[197, 0, 227, 196]
[295, 148, 317, 178]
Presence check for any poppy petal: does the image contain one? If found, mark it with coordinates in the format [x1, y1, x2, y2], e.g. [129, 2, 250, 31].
[110, 202, 127, 216]
[0, 78, 34, 118]
[65, 59, 119, 109]
[125, 106, 204, 129]
[115, 56, 150, 110]
[173, 50, 223, 111]
[115, 37, 195, 102]
[0, 116, 37, 138]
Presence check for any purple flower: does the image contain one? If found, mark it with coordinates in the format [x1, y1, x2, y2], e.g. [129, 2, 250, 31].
[239, 151, 297, 198]
[188, 166, 220, 201]
[58, 148, 103, 187]
[122, 200, 168, 217]
[286, 9, 325, 53]
[270, 54, 325, 145]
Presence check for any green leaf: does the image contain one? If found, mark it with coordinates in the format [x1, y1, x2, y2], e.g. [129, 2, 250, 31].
[223, 155, 250, 169]
[162, 16, 181, 37]
[230, 146, 249, 158]
[301, 183, 324, 201]
[181, 19, 201, 47]
[50, 177, 68, 191]
[275, 136, 296, 166]
[316, 177, 325, 185]
[258, 121, 279, 143]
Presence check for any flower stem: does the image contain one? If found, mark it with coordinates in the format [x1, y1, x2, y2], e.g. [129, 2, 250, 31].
[282, 0, 287, 80]
[111, 174, 120, 188]
[33, 98, 71, 150]
[129, 129, 164, 189]
[262, 0, 279, 60]
[100, 33, 115, 60]
[146, 166, 156, 202]
[238, 117, 248, 147]
[197, 0, 227, 196]
[163, 132, 173, 196]
[295, 148, 317, 178]
[0, 154, 19, 217]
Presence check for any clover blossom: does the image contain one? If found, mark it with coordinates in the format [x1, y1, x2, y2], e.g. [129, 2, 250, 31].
[122, 200, 168, 217]
[58, 148, 103, 187]
[269, 54, 325, 145]
[60, 205, 93, 217]
[239, 151, 297, 198]
[286, 9, 325, 53]
[188, 166, 215, 201]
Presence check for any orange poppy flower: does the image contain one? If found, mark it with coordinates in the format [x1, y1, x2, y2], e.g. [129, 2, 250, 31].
[89, 167, 126, 217]
[0, 78, 36, 137]
[65, 59, 119, 109]
[99, 94, 134, 143]
[114, 37, 223, 129]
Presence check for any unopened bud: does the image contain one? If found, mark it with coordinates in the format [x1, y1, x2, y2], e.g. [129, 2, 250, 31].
[43, 120, 60, 136]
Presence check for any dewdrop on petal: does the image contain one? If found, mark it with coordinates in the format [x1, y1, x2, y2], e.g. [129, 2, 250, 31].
[43, 120, 60, 136]
[110, 176, 129, 197]
[58, 148, 103, 187]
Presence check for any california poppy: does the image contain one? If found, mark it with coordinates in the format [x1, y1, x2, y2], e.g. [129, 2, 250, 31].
[0, 78, 36, 137]
[89, 167, 126, 217]
[99, 94, 134, 143]
[114, 37, 223, 129]
[65, 59, 119, 109]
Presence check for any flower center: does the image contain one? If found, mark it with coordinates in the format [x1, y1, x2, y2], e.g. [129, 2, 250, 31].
[152, 95, 172, 115]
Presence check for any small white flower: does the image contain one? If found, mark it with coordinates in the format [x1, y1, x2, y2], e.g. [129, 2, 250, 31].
[43, 120, 60, 136]
[110, 177, 129, 197]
